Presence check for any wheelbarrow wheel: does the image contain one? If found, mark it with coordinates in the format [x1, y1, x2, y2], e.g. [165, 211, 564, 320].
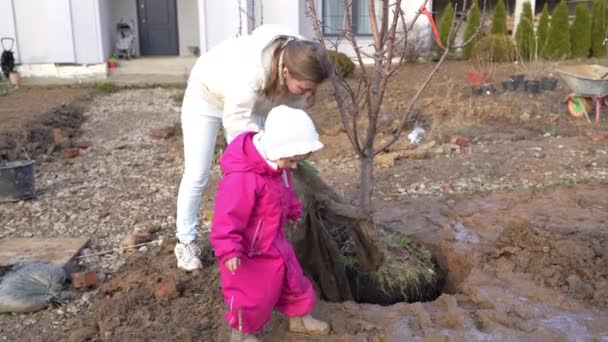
[567, 96, 592, 118]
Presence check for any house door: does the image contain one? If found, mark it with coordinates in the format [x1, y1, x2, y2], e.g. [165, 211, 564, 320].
[137, 0, 179, 56]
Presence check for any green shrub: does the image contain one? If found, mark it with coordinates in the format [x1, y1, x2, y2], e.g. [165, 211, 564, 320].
[171, 90, 185, 105]
[0, 81, 10, 95]
[491, 0, 507, 35]
[515, 1, 536, 60]
[571, 3, 592, 58]
[472, 34, 516, 62]
[438, 2, 455, 49]
[95, 82, 118, 93]
[591, 0, 606, 57]
[537, 3, 550, 56]
[545, 0, 571, 59]
[462, 0, 481, 59]
[327, 51, 355, 78]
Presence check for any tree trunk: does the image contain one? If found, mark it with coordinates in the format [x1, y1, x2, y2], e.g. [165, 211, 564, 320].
[354, 153, 384, 271]
[359, 153, 374, 212]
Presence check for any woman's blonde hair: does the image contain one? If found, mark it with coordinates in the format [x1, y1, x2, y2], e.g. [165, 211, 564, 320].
[260, 39, 332, 103]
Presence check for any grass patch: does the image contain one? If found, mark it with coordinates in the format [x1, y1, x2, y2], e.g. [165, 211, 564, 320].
[547, 174, 591, 186]
[0, 81, 10, 95]
[171, 90, 185, 106]
[95, 82, 119, 93]
[168, 120, 182, 137]
[343, 227, 440, 304]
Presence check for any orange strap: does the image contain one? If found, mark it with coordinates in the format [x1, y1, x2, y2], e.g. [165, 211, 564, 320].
[420, 6, 443, 48]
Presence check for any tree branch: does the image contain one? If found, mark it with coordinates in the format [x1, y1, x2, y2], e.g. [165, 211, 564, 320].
[379, 0, 389, 47]
[368, 0, 382, 48]
[384, 0, 403, 71]
[305, 0, 362, 156]
[343, 0, 370, 85]
[374, 45, 450, 155]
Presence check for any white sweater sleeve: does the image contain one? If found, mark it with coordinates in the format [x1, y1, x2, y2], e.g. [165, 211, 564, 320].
[222, 81, 262, 144]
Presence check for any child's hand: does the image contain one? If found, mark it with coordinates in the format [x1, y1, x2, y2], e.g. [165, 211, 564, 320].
[225, 257, 240, 274]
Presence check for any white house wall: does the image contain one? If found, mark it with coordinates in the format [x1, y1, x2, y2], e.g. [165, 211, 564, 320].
[177, 0, 200, 56]
[71, 0, 105, 64]
[98, 0, 113, 61]
[0, 0, 107, 65]
[202, 0, 242, 50]
[298, 0, 315, 39]
[14, 0, 76, 64]
[259, 0, 301, 35]
[298, 0, 433, 59]
[0, 0, 19, 63]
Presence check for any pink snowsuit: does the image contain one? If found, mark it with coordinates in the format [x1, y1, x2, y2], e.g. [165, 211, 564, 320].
[210, 131, 315, 333]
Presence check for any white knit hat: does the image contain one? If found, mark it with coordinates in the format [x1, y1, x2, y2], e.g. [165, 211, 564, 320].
[259, 105, 324, 161]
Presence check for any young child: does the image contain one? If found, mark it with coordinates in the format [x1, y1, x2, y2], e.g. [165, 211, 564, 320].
[210, 105, 330, 341]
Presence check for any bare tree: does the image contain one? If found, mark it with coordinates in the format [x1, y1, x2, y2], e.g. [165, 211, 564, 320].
[300, 0, 485, 271]
[237, 0, 264, 37]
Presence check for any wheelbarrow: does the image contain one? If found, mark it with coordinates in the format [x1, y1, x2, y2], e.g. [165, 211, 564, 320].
[557, 64, 608, 124]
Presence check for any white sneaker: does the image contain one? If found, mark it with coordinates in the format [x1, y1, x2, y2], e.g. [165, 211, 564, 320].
[174, 241, 203, 271]
[229, 330, 259, 342]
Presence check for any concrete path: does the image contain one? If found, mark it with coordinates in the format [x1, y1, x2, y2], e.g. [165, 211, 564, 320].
[19, 56, 196, 87]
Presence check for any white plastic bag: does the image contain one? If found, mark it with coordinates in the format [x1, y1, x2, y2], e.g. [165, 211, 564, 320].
[0, 263, 65, 313]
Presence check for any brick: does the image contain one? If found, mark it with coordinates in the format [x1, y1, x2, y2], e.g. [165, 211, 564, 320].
[154, 279, 177, 300]
[450, 136, 469, 151]
[120, 231, 151, 249]
[71, 271, 97, 288]
[63, 148, 80, 159]
[51, 128, 63, 145]
[148, 128, 172, 139]
[588, 132, 606, 141]
[72, 139, 92, 149]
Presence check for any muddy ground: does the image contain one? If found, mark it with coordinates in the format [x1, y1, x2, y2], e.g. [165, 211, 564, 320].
[0, 61, 607, 341]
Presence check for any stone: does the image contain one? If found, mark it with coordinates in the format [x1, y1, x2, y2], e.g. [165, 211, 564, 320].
[72, 140, 92, 149]
[154, 279, 177, 300]
[148, 128, 173, 139]
[120, 232, 152, 250]
[450, 135, 469, 151]
[375, 153, 398, 168]
[71, 271, 97, 289]
[63, 148, 80, 159]
[567, 274, 594, 299]
[588, 132, 606, 141]
[51, 128, 64, 146]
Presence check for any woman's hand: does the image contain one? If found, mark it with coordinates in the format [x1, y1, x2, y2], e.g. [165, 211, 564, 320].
[225, 256, 241, 274]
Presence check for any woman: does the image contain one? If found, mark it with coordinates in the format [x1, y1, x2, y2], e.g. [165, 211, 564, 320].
[175, 24, 332, 271]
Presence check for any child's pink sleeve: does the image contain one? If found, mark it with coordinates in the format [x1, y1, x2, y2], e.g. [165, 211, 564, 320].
[287, 172, 303, 221]
[210, 173, 257, 263]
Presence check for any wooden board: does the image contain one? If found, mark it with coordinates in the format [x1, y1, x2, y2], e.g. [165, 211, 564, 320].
[0, 238, 89, 268]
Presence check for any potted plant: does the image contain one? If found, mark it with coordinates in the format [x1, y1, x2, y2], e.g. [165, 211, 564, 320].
[541, 73, 558, 91]
[9, 71, 20, 87]
[516, 44, 542, 95]
[470, 53, 497, 96]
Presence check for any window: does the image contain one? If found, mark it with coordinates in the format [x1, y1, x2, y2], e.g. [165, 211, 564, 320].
[322, 0, 384, 36]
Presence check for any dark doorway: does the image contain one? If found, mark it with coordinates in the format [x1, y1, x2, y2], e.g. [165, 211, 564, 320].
[137, 0, 179, 56]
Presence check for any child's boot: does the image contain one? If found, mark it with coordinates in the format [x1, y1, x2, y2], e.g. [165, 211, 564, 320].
[288, 314, 330, 335]
[229, 330, 259, 342]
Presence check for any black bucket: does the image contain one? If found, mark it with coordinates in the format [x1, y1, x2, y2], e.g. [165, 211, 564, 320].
[471, 86, 483, 96]
[502, 80, 517, 91]
[541, 77, 558, 91]
[510, 74, 525, 88]
[481, 83, 496, 96]
[0, 160, 36, 202]
[524, 80, 541, 94]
